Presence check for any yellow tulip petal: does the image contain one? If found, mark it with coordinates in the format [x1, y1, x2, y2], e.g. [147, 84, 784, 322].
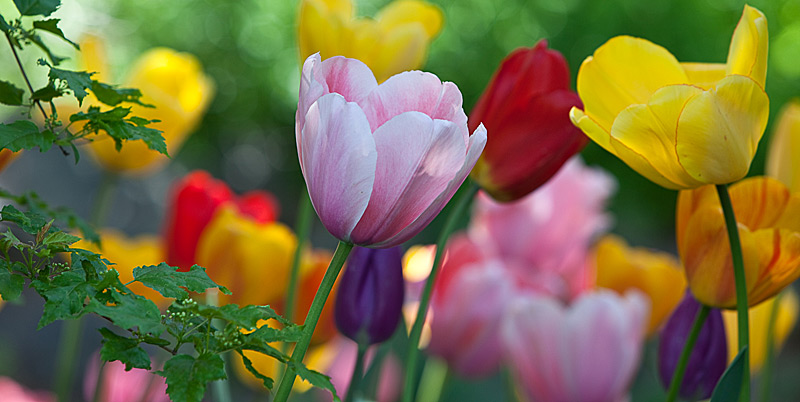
[726, 5, 768, 88]
[676, 185, 718, 252]
[727, 177, 791, 231]
[610, 84, 704, 188]
[766, 100, 800, 193]
[298, 0, 350, 62]
[576, 36, 688, 132]
[570, 106, 612, 152]
[370, 25, 428, 83]
[79, 35, 110, 82]
[681, 62, 726, 90]
[376, 0, 443, 39]
[748, 228, 800, 306]
[676, 75, 769, 184]
[775, 193, 800, 233]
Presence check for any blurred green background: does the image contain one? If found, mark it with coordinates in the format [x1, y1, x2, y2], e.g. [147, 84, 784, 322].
[1, 0, 800, 400]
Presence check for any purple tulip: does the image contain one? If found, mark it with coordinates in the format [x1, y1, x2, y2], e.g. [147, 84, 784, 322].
[658, 293, 728, 400]
[335, 246, 405, 344]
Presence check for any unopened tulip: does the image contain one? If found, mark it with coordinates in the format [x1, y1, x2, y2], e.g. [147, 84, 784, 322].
[469, 40, 586, 202]
[335, 246, 405, 344]
[298, 0, 443, 83]
[722, 289, 799, 372]
[677, 177, 800, 308]
[0, 377, 54, 402]
[502, 290, 649, 402]
[84, 357, 168, 402]
[767, 100, 800, 192]
[297, 54, 486, 247]
[570, 5, 769, 189]
[658, 293, 727, 400]
[594, 234, 686, 335]
[196, 205, 296, 306]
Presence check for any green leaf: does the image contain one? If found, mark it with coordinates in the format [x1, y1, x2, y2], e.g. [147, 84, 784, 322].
[91, 82, 149, 107]
[42, 230, 80, 248]
[710, 346, 748, 402]
[32, 19, 78, 49]
[0, 120, 55, 152]
[29, 36, 65, 65]
[0, 80, 25, 106]
[133, 264, 229, 300]
[71, 106, 167, 155]
[289, 360, 340, 402]
[247, 322, 303, 344]
[0, 229, 23, 251]
[238, 351, 274, 389]
[0, 260, 25, 302]
[13, 0, 60, 16]
[0, 15, 13, 34]
[31, 83, 63, 102]
[44, 62, 94, 105]
[1, 205, 48, 234]
[98, 327, 152, 370]
[32, 269, 93, 328]
[161, 354, 226, 402]
[85, 291, 164, 335]
[197, 304, 276, 331]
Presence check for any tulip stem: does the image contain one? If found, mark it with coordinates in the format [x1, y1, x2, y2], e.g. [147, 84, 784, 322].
[344, 341, 368, 402]
[402, 181, 480, 402]
[665, 304, 711, 402]
[759, 292, 783, 402]
[284, 192, 313, 325]
[54, 318, 83, 401]
[273, 240, 354, 402]
[716, 184, 750, 402]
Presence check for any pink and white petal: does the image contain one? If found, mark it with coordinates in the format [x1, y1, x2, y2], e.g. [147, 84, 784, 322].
[350, 112, 466, 245]
[372, 124, 486, 248]
[301, 93, 377, 241]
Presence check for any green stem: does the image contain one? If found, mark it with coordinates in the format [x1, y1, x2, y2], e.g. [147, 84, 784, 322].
[91, 171, 118, 227]
[665, 305, 711, 402]
[715, 184, 750, 402]
[344, 342, 368, 402]
[54, 318, 83, 401]
[415, 358, 449, 402]
[402, 181, 480, 402]
[759, 292, 783, 402]
[273, 241, 354, 402]
[285, 192, 313, 325]
[91, 361, 106, 402]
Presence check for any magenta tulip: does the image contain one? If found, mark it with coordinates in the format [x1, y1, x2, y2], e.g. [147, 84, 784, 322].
[296, 54, 487, 248]
[502, 290, 649, 402]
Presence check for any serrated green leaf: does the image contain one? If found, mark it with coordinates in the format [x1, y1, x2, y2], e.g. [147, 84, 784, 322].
[42, 230, 80, 247]
[710, 346, 747, 402]
[248, 323, 303, 344]
[197, 304, 274, 330]
[0, 15, 13, 33]
[142, 335, 171, 347]
[32, 19, 78, 49]
[0, 120, 55, 152]
[30, 36, 65, 65]
[32, 269, 93, 328]
[90, 82, 148, 107]
[31, 83, 63, 102]
[71, 106, 167, 155]
[98, 327, 152, 370]
[0, 260, 25, 302]
[0, 80, 25, 106]
[13, 0, 60, 16]
[85, 292, 164, 335]
[1, 205, 47, 234]
[1, 229, 23, 251]
[161, 354, 226, 402]
[46, 64, 94, 105]
[289, 360, 340, 402]
[133, 264, 228, 299]
[238, 351, 274, 389]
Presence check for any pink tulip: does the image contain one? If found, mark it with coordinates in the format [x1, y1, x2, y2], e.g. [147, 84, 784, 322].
[470, 157, 615, 301]
[428, 249, 515, 377]
[314, 336, 402, 402]
[297, 53, 487, 248]
[84, 357, 169, 402]
[0, 377, 54, 402]
[502, 290, 649, 402]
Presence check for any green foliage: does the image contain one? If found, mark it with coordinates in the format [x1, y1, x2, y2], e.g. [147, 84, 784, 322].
[90, 82, 149, 107]
[132, 263, 229, 300]
[12, 0, 60, 17]
[710, 346, 748, 402]
[160, 354, 226, 402]
[99, 328, 152, 370]
[0, 260, 25, 301]
[0, 80, 25, 106]
[31, 18, 78, 48]
[41, 60, 94, 105]
[70, 106, 167, 155]
[0, 120, 54, 152]
[0, 189, 99, 243]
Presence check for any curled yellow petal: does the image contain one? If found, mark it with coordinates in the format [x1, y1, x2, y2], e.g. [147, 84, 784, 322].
[376, 0, 443, 39]
[766, 100, 800, 193]
[681, 62, 726, 90]
[726, 4, 768, 88]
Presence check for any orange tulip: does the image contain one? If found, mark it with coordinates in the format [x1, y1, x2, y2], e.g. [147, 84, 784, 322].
[677, 177, 800, 308]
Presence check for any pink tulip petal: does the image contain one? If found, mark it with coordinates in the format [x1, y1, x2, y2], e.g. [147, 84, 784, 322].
[349, 112, 466, 245]
[301, 93, 377, 241]
[372, 124, 486, 248]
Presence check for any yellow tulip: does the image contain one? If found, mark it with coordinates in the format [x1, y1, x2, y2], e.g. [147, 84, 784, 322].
[195, 205, 297, 307]
[593, 234, 686, 336]
[74, 36, 214, 174]
[298, 0, 443, 83]
[677, 177, 800, 308]
[73, 229, 168, 306]
[766, 100, 800, 192]
[722, 290, 799, 372]
[570, 5, 769, 189]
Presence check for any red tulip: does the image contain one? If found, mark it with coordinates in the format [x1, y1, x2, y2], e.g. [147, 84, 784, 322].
[469, 40, 587, 202]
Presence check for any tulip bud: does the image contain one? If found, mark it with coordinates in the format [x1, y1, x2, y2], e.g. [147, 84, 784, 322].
[766, 100, 800, 192]
[469, 40, 586, 202]
[658, 293, 727, 400]
[335, 246, 405, 344]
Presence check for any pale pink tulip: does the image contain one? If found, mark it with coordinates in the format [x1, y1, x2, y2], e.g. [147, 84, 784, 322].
[470, 157, 615, 301]
[297, 53, 487, 247]
[502, 290, 648, 402]
[84, 357, 169, 402]
[0, 377, 54, 402]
